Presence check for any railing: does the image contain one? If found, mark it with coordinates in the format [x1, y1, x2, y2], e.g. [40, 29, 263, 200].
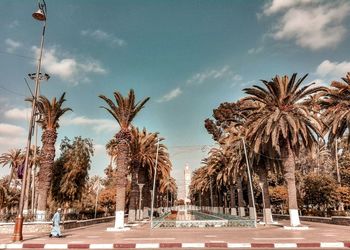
[151, 210, 255, 228]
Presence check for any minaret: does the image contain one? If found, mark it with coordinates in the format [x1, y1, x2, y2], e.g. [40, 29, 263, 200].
[184, 164, 191, 204]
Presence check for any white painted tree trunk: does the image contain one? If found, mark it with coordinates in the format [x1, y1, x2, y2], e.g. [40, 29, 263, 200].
[239, 207, 245, 217]
[36, 210, 46, 221]
[264, 208, 274, 224]
[231, 208, 237, 216]
[289, 209, 301, 227]
[128, 209, 136, 223]
[114, 210, 124, 229]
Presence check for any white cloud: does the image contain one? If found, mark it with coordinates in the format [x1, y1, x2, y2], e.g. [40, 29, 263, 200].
[262, 1, 350, 50]
[8, 20, 19, 29]
[5, 38, 22, 53]
[316, 60, 350, 79]
[4, 108, 31, 120]
[248, 47, 263, 54]
[81, 29, 126, 47]
[187, 65, 241, 85]
[0, 123, 25, 136]
[263, 0, 312, 15]
[32, 47, 106, 84]
[94, 144, 106, 154]
[157, 87, 182, 103]
[61, 116, 117, 133]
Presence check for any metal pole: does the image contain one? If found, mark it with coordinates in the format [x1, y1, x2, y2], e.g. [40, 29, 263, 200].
[12, 14, 46, 242]
[241, 137, 257, 227]
[150, 137, 160, 229]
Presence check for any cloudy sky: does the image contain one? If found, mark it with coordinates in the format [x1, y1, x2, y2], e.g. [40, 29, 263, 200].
[1, 0, 350, 188]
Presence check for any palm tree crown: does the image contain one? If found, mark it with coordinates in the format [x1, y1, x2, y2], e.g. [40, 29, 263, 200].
[99, 89, 150, 131]
[243, 73, 326, 155]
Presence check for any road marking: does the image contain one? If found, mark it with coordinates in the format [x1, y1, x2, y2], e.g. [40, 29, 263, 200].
[44, 244, 68, 249]
[227, 243, 251, 248]
[253, 237, 304, 240]
[321, 242, 344, 248]
[87, 236, 100, 238]
[210, 240, 225, 243]
[123, 237, 176, 240]
[182, 243, 205, 248]
[275, 243, 297, 248]
[205, 235, 217, 238]
[69, 241, 85, 243]
[6, 244, 23, 249]
[136, 243, 160, 249]
[89, 243, 114, 249]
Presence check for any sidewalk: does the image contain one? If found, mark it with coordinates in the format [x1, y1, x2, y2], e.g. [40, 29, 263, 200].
[0, 218, 349, 249]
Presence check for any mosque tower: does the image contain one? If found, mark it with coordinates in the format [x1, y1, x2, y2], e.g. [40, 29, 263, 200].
[184, 164, 191, 204]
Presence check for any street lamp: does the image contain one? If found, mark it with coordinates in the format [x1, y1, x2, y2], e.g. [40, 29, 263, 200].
[13, 0, 47, 242]
[259, 181, 267, 226]
[242, 137, 257, 227]
[150, 137, 160, 229]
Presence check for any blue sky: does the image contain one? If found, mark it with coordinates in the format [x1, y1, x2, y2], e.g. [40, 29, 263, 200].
[1, 0, 350, 189]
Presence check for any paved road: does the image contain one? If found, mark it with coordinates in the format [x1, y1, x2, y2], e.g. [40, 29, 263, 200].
[1, 219, 349, 249]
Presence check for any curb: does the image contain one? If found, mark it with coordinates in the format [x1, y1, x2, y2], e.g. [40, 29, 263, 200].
[0, 242, 349, 249]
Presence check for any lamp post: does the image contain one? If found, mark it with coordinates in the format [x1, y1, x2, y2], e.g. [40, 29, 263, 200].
[241, 137, 257, 227]
[259, 181, 267, 226]
[13, 1, 47, 241]
[150, 137, 160, 229]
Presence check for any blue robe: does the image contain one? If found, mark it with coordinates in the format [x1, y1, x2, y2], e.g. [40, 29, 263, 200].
[50, 212, 61, 237]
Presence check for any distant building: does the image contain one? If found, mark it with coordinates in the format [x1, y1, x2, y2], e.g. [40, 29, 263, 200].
[184, 164, 191, 203]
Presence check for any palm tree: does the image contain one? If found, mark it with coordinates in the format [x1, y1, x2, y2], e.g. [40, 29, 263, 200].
[0, 149, 24, 189]
[243, 73, 325, 226]
[30, 93, 71, 220]
[320, 73, 350, 163]
[99, 89, 149, 229]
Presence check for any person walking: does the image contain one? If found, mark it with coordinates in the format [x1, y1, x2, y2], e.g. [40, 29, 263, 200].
[49, 208, 62, 238]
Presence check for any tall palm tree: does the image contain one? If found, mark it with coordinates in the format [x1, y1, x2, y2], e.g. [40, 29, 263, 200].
[30, 93, 71, 220]
[243, 74, 325, 226]
[0, 149, 23, 189]
[99, 89, 149, 229]
[320, 73, 350, 144]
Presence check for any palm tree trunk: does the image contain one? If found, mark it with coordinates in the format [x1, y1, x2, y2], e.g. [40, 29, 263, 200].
[36, 129, 57, 221]
[128, 162, 139, 223]
[257, 167, 273, 224]
[230, 185, 237, 215]
[237, 177, 245, 217]
[114, 138, 130, 229]
[283, 141, 301, 227]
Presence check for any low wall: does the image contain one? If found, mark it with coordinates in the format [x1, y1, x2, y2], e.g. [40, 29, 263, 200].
[272, 214, 350, 226]
[0, 216, 115, 234]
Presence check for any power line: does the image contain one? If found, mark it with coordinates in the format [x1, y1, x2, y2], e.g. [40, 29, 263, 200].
[0, 50, 38, 61]
[0, 85, 26, 97]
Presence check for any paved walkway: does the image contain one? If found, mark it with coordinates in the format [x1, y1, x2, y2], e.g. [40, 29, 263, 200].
[0, 219, 349, 249]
